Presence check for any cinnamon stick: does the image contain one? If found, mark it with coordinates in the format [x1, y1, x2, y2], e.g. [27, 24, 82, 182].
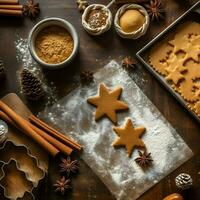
[0, 9, 23, 16]
[0, 5, 23, 10]
[29, 115, 82, 151]
[30, 124, 73, 155]
[0, 101, 59, 157]
[0, 0, 19, 4]
[0, 111, 73, 156]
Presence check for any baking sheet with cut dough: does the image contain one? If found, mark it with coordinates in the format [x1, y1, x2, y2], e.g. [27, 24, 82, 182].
[40, 61, 193, 200]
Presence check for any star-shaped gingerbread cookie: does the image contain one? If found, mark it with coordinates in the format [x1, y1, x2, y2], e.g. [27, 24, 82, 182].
[87, 83, 129, 123]
[112, 118, 146, 157]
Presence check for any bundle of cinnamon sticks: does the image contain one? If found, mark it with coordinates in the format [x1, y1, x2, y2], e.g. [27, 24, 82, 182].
[0, 100, 82, 157]
[0, 0, 23, 17]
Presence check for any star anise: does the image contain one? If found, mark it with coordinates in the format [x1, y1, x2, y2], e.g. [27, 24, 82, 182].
[145, 0, 165, 21]
[80, 70, 94, 84]
[23, 0, 40, 18]
[76, 0, 88, 12]
[59, 157, 79, 175]
[53, 176, 71, 195]
[135, 150, 153, 167]
[121, 56, 136, 70]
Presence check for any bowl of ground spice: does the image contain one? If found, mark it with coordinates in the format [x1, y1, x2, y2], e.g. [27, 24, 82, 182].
[114, 4, 149, 39]
[82, 4, 112, 36]
[28, 18, 79, 69]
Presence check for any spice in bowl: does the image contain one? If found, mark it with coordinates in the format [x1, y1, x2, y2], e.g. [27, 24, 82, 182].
[82, 4, 112, 36]
[114, 4, 149, 39]
[35, 26, 74, 64]
[86, 8, 108, 29]
[119, 9, 145, 33]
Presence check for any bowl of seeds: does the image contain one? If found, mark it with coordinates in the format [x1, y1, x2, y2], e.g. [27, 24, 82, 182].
[28, 18, 79, 69]
[82, 4, 112, 36]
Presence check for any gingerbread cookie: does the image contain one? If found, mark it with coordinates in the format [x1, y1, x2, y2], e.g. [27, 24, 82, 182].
[194, 101, 200, 117]
[165, 55, 187, 85]
[165, 66, 186, 85]
[112, 118, 146, 157]
[190, 34, 200, 45]
[149, 42, 173, 76]
[87, 83, 129, 123]
[185, 35, 200, 62]
[169, 34, 189, 53]
[170, 21, 200, 41]
[179, 79, 199, 102]
[149, 21, 200, 119]
[187, 101, 200, 117]
[179, 60, 200, 102]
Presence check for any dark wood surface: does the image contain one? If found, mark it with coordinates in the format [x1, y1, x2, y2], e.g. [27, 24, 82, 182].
[0, 0, 200, 199]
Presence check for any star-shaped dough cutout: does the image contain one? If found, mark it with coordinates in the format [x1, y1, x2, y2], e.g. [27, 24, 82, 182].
[165, 55, 187, 85]
[87, 83, 129, 123]
[112, 119, 146, 157]
[169, 35, 189, 53]
[166, 65, 187, 85]
[185, 35, 200, 62]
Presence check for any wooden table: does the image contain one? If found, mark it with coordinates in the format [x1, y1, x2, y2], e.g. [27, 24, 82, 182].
[0, 0, 200, 199]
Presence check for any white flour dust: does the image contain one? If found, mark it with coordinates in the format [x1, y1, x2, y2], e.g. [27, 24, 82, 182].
[15, 35, 58, 106]
[40, 61, 193, 200]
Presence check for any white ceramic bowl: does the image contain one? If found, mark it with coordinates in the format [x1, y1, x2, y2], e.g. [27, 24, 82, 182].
[82, 4, 112, 36]
[28, 18, 79, 70]
[114, 4, 149, 39]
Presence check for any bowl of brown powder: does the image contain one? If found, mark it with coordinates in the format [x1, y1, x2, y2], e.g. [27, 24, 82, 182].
[82, 4, 112, 36]
[28, 18, 79, 69]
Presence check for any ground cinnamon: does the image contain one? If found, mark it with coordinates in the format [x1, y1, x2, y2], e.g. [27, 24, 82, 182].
[35, 26, 74, 64]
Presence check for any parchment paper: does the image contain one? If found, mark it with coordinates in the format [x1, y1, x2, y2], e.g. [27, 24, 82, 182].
[40, 61, 193, 200]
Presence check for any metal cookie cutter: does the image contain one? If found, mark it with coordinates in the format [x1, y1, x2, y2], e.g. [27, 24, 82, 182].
[0, 120, 8, 144]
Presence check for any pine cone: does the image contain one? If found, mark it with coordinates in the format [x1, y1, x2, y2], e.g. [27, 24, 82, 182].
[0, 60, 5, 80]
[175, 173, 193, 190]
[20, 68, 46, 101]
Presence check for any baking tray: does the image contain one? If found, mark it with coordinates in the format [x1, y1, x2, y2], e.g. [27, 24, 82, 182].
[136, 1, 200, 124]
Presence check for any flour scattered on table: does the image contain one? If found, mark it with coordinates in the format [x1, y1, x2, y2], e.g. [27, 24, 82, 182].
[40, 61, 193, 200]
[15, 34, 58, 106]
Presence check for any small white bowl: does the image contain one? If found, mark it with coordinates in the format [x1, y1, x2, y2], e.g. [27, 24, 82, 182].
[28, 18, 79, 70]
[82, 4, 112, 36]
[114, 4, 149, 39]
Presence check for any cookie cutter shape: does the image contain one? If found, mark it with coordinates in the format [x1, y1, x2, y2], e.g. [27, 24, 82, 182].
[1, 93, 48, 173]
[0, 141, 44, 187]
[17, 191, 35, 200]
[0, 159, 33, 200]
[0, 120, 8, 144]
[0, 93, 48, 199]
